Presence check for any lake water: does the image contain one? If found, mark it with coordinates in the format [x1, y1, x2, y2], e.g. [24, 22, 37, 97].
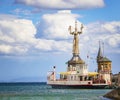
[0, 83, 112, 100]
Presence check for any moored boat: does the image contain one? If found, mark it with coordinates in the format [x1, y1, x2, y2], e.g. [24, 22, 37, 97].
[47, 21, 112, 89]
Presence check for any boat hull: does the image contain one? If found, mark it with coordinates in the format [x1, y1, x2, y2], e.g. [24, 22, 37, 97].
[47, 80, 109, 89]
[50, 84, 108, 89]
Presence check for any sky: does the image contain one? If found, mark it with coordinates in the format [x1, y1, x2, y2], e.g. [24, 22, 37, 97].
[0, 0, 120, 82]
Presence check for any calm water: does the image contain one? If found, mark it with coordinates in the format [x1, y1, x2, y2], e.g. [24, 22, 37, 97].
[0, 83, 112, 100]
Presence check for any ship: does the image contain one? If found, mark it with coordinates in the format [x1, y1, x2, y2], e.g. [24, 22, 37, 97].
[47, 21, 112, 89]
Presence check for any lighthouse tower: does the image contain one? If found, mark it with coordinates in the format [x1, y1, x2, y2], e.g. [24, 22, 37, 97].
[67, 21, 88, 76]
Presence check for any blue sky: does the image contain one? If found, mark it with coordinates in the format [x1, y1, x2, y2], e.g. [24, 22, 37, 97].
[0, 0, 120, 82]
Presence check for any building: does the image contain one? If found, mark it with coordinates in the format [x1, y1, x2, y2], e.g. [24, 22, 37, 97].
[112, 72, 120, 87]
[97, 41, 112, 84]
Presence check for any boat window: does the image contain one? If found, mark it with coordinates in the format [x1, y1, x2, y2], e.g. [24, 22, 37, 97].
[88, 82, 91, 84]
[71, 76, 73, 80]
[74, 76, 76, 80]
[85, 76, 87, 81]
[80, 76, 82, 81]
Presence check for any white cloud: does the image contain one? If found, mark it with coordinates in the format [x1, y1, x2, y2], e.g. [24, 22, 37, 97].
[15, 0, 105, 10]
[13, 8, 31, 15]
[36, 10, 120, 56]
[0, 12, 120, 56]
[38, 10, 81, 39]
[82, 21, 120, 54]
[0, 45, 12, 54]
[0, 15, 36, 55]
[102, 21, 120, 33]
[0, 13, 72, 55]
[108, 34, 120, 47]
[0, 44, 28, 55]
[35, 39, 53, 51]
[0, 17, 36, 43]
[0, 14, 17, 20]
[35, 39, 72, 52]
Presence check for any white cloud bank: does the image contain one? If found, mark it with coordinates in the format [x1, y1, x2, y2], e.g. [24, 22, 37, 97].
[0, 11, 120, 56]
[0, 14, 36, 55]
[15, 0, 105, 9]
[83, 21, 120, 54]
[37, 11, 120, 55]
[0, 13, 72, 55]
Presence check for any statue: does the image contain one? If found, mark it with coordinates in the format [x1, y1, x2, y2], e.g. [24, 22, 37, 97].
[68, 21, 83, 56]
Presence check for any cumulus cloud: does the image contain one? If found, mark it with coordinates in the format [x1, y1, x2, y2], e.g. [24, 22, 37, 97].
[0, 16, 36, 44]
[37, 10, 81, 39]
[15, 0, 105, 10]
[0, 13, 72, 55]
[82, 21, 120, 54]
[36, 11, 120, 56]
[35, 39, 72, 52]
[0, 11, 120, 56]
[0, 14, 36, 55]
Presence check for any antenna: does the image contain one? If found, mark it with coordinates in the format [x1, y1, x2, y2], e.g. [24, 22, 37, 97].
[99, 40, 100, 48]
[102, 42, 104, 57]
[87, 51, 90, 71]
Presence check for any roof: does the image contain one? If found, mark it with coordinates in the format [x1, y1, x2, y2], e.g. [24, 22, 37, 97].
[97, 46, 103, 58]
[99, 57, 111, 62]
[68, 55, 85, 64]
[60, 72, 71, 75]
[97, 42, 103, 59]
[88, 72, 99, 76]
[68, 60, 85, 64]
[60, 72, 99, 76]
